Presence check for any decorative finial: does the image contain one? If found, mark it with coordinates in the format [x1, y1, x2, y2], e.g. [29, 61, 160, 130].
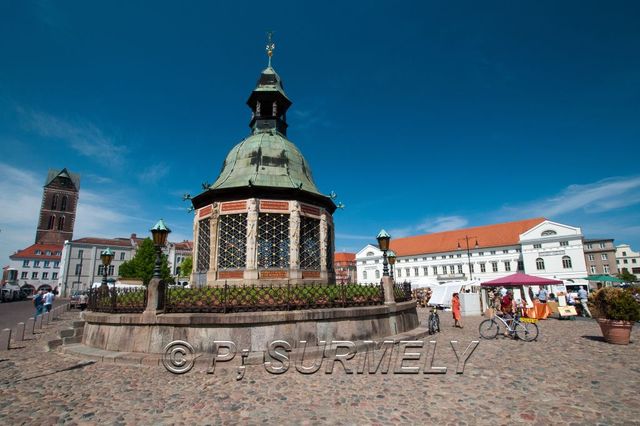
[266, 31, 275, 67]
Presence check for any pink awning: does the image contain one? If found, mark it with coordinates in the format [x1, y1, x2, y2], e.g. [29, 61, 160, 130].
[481, 272, 564, 287]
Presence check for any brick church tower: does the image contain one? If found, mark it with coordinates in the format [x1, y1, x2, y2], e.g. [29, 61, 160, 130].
[35, 168, 80, 245]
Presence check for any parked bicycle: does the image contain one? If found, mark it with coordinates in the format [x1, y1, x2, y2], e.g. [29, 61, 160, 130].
[478, 311, 538, 341]
[427, 306, 440, 335]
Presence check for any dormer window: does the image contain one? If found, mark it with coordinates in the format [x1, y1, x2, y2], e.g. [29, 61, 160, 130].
[35, 250, 42, 255]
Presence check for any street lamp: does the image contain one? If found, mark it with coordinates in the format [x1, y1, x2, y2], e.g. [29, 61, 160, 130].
[387, 250, 397, 279]
[377, 229, 391, 277]
[100, 247, 114, 288]
[150, 219, 171, 279]
[457, 236, 478, 281]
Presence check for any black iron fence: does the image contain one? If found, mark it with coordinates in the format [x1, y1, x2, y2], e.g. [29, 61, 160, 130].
[88, 286, 147, 313]
[394, 281, 412, 303]
[165, 283, 385, 313]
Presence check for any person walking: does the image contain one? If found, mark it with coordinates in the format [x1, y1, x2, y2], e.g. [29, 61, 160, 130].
[43, 289, 55, 313]
[451, 293, 462, 328]
[578, 286, 592, 318]
[33, 290, 44, 317]
[537, 287, 548, 303]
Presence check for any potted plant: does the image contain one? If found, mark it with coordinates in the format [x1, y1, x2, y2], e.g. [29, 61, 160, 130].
[588, 287, 640, 345]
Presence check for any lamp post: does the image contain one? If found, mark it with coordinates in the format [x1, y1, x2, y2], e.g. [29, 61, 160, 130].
[100, 248, 114, 288]
[377, 229, 391, 277]
[387, 250, 397, 280]
[457, 236, 478, 281]
[150, 219, 171, 279]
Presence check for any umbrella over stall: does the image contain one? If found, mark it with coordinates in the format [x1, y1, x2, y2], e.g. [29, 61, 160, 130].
[481, 272, 564, 287]
[582, 274, 625, 283]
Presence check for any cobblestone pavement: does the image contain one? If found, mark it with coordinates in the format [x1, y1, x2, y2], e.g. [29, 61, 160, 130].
[1, 307, 639, 425]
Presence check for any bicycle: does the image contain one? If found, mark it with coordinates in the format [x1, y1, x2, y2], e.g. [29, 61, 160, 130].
[478, 310, 538, 341]
[427, 306, 440, 335]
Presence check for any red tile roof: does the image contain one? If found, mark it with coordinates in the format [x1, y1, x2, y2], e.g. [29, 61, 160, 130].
[72, 237, 133, 247]
[10, 243, 63, 260]
[334, 252, 356, 262]
[389, 218, 547, 257]
[173, 241, 193, 250]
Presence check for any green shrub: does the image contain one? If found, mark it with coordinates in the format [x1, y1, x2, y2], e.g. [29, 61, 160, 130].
[588, 287, 640, 322]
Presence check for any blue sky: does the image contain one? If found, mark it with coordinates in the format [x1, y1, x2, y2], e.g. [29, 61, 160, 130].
[1, 1, 639, 264]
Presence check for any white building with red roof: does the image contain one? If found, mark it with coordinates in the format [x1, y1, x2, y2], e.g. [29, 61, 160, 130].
[8, 242, 64, 294]
[356, 218, 588, 287]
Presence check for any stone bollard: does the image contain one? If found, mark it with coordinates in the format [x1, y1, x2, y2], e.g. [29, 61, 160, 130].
[26, 318, 35, 336]
[16, 322, 25, 342]
[36, 315, 43, 330]
[43, 312, 50, 325]
[0, 329, 11, 351]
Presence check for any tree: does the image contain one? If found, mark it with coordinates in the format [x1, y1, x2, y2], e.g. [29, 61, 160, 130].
[119, 238, 173, 285]
[617, 270, 638, 283]
[179, 256, 193, 277]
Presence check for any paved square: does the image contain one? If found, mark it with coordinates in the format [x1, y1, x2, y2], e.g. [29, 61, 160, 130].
[1, 309, 639, 424]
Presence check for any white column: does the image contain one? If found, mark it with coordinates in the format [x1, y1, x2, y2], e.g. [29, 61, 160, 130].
[319, 211, 328, 281]
[245, 198, 259, 280]
[289, 201, 301, 280]
[207, 203, 220, 284]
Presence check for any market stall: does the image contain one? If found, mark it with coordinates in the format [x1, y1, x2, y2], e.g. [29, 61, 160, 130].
[481, 273, 563, 319]
[427, 280, 482, 315]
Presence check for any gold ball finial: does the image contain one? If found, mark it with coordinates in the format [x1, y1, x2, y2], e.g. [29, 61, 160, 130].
[266, 31, 275, 66]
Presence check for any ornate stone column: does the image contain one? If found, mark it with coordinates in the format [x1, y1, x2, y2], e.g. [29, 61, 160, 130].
[289, 201, 302, 281]
[207, 203, 220, 284]
[319, 211, 328, 281]
[245, 198, 259, 281]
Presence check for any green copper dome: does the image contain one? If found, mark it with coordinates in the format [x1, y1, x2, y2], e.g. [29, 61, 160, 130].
[210, 131, 321, 195]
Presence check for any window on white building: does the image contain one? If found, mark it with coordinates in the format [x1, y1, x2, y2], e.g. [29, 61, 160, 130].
[54, 261, 59, 268]
[432, 266, 438, 275]
[375, 270, 380, 279]
[21, 272, 27, 279]
[442, 266, 447, 274]
[492, 262, 498, 272]
[470, 264, 474, 273]
[362, 271, 367, 280]
[536, 258, 545, 270]
[601, 254, 608, 261]
[562, 256, 572, 269]
[503, 250, 509, 254]
[414, 267, 419, 276]
[31, 272, 38, 279]
[534, 244, 542, 249]
[633, 259, 637, 264]
[75, 264, 82, 276]
[120, 252, 126, 260]
[397, 269, 402, 277]
[479, 252, 485, 256]
[44, 261, 50, 268]
[603, 265, 610, 274]
[423, 266, 428, 276]
[52, 272, 58, 280]
[449, 265, 455, 274]
[504, 261, 511, 271]
[587, 244, 593, 249]
[480, 263, 486, 273]
[23, 260, 29, 267]
[405, 268, 410, 277]
[42, 272, 48, 279]
[78, 250, 83, 258]
[560, 241, 569, 247]
[490, 251, 496, 255]
[34, 260, 40, 268]
[518, 261, 524, 271]
[457, 264, 463, 274]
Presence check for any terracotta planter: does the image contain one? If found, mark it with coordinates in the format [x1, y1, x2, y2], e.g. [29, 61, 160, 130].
[596, 318, 634, 345]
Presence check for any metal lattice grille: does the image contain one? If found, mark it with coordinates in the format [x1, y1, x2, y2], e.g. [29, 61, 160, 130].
[218, 214, 247, 269]
[258, 213, 290, 268]
[300, 217, 320, 270]
[197, 218, 210, 271]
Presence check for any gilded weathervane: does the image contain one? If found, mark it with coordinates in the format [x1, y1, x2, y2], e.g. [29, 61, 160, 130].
[266, 31, 275, 67]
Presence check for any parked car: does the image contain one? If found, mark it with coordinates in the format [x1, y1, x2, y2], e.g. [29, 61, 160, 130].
[69, 291, 86, 309]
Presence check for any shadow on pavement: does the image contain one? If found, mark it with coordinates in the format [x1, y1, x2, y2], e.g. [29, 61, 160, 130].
[581, 335, 605, 342]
